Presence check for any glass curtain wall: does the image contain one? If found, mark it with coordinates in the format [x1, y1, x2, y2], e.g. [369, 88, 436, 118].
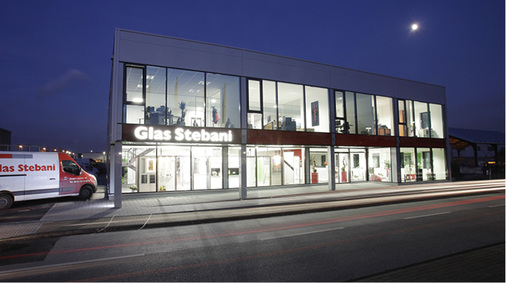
[192, 147, 222, 190]
[228, 147, 241, 188]
[335, 148, 349, 183]
[309, 148, 328, 183]
[146, 67, 167, 125]
[350, 148, 367, 181]
[124, 66, 145, 124]
[356, 93, 375, 135]
[157, 146, 191, 191]
[278, 82, 304, 131]
[246, 147, 256, 187]
[123, 144, 242, 192]
[247, 80, 262, 129]
[368, 148, 392, 182]
[335, 91, 348, 134]
[256, 147, 282, 186]
[417, 147, 433, 181]
[400, 147, 416, 182]
[414, 101, 430, 137]
[432, 148, 447, 180]
[305, 86, 329, 132]
[206, 73, 240, 128]
[345, 91, 356, 134]
[430, 104, 444, 138]
[167, 69, 205, 127]
[283, 148, 305, 184]
[376, 96, 394, 136]
[263, 81, 277, 130]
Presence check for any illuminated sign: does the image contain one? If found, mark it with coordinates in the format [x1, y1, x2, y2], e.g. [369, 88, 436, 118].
[128, 125, 235, 143]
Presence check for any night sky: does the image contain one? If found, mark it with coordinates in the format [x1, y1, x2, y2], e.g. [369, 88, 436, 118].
[1, 0, 504, 153]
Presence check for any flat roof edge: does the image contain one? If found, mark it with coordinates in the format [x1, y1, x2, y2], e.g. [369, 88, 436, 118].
[114, 28, 445, 90]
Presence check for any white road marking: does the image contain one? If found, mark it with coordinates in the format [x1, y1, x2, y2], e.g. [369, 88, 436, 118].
[260, 226, 345, 241]
[488, 204, 505, 207]
[404, 211, 450, 220]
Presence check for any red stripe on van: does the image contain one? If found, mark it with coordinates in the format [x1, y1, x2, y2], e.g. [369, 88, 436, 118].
[0, 154, 13, 159]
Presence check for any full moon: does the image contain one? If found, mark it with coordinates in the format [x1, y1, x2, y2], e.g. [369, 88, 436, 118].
[411, 23, 419, 31]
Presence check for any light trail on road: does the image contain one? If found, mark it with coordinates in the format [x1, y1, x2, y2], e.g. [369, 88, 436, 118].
[0, 194, 502, 262]
[74, 209, 504, 282]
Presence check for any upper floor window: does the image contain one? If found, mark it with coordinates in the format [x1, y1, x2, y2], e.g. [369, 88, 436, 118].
[247, 79, 330, 132]
[305, 86, 329, 133]
[205, 73, 240, 128]
[399, 100, 444, 139]
[356, 93, 375, 135]
[123, 65, 240, 128]
[376, 96, 394, 136]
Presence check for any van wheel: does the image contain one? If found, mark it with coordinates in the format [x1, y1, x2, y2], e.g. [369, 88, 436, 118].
[79, 186, 93, 200]
[0, 193, 13, 209]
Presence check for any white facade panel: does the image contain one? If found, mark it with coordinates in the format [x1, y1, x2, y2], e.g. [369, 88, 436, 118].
[113, 29, 445, 104]
[117, 30, 243, 75]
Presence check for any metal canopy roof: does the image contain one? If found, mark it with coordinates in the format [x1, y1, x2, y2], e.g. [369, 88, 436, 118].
[449, 128, 505, 145]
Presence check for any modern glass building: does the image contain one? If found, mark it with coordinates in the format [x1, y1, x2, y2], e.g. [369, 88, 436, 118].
[108, 29, 450, 201]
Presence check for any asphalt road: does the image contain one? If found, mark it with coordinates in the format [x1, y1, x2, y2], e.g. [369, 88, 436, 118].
[0, 193, 503, 282]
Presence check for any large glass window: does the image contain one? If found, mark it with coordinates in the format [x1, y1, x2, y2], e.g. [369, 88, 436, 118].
[356, 93, 375, 135]
[398, 100, 407, 136]
[247, 80, 262, 129]
[335, 148, 349, 183]
[310, 148, 328, 183]
[368, 148, 392, 182]
[246, 147, 256, 187]
[350, 148, 366, 181]
[192, 147, 222, 190]
[125, 66, 144, 103]
[376, 96, 394, 136]
[414, 101, 430, 137]
[335, 91, 348, 134]
[262, 81, 277, 130]
[124, 105, 144, 124]
[400, 147, 416, 182]
[167, 69, 205, 127]
[305, 86, 329, 133]
[345, 91, 356, 134]
[256, 147, 282, 186]
[228, 147, 241, 188]
[146, 67, 166, 125]
[430, 104, 444, 138]
[124, 66, 145, 124]
[278, 82, 304, 131]
[206, 73, 240, 128]
[417, 148, 433, 181]
[283, 148, 305, 184]
[432, 148, 447, 180]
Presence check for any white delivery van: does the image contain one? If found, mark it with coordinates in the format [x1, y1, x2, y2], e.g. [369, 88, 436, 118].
[0, 151, 97, 209]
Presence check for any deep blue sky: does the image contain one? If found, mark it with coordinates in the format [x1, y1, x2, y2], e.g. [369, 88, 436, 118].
[1, 0, 504, 153]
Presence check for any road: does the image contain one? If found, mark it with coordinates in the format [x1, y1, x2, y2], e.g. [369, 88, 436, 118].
[0, 192, 504, 281]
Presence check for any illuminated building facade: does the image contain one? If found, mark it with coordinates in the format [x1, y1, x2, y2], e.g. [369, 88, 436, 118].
[108, 29, 450, 200]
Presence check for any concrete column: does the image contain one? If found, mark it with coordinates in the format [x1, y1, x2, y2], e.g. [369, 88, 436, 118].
[222, 146, 229, 189]
[328, 89, 336, 191]
[240, 143, 247, 199]
[240, 77, 248, 199]
[113, 141, 122, 208]
[328, 146, 336, 191]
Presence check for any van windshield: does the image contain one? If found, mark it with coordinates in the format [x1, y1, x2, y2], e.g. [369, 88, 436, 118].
[62, 160, 81, 175]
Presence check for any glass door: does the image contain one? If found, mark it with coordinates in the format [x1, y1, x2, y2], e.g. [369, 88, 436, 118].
[157, 156, 176, 191]
[350, 149, 367, 181]
[192, 147, 222, 190]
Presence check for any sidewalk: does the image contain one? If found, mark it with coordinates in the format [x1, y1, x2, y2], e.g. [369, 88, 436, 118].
[0, 180, 504, 241]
